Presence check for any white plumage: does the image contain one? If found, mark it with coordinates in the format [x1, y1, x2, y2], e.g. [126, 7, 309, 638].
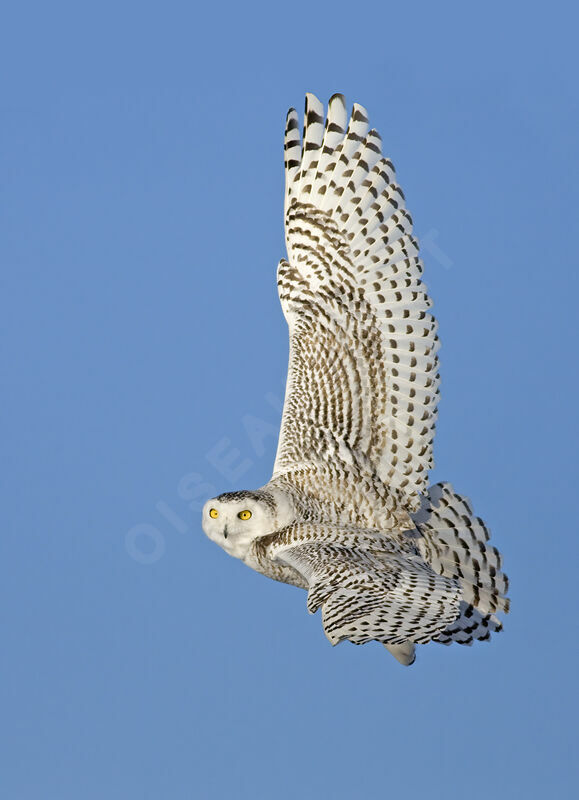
[202, 94, 509, 666]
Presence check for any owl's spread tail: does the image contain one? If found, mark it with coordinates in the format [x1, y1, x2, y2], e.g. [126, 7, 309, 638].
[412, 482, 510, 647]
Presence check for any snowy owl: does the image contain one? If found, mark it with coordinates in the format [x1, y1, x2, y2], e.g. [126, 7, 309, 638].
[202, 94, 509, 666]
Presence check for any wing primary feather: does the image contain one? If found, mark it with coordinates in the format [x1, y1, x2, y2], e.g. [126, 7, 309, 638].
[279, 95, 441, 516]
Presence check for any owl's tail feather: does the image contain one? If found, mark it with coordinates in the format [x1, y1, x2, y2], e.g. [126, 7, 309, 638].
[412, 482, 510, 647]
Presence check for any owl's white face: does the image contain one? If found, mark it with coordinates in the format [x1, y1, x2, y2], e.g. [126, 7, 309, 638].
[202, 491, 278, 560]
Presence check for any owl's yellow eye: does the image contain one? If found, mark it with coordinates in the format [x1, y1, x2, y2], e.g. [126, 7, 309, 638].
[209, 508, 219, 519]
[238, 510, 252, 521]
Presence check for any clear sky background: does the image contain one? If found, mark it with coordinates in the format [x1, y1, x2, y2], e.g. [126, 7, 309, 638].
[2, 2, 578, 798]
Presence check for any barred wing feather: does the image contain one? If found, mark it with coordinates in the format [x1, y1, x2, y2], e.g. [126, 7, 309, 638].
[265, 523, 461, 646]
[274, 93, 439, 512]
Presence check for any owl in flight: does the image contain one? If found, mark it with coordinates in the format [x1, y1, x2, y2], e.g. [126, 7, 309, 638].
[202, 94, 509, 665]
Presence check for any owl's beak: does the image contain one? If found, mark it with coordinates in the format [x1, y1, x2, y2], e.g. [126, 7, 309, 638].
[223, 525, 228, 540]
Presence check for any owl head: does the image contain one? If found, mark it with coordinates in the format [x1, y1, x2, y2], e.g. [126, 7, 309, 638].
[202, 489, 291, 560]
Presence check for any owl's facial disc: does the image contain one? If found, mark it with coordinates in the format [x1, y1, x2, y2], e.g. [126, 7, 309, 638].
[201, 491, 274, 560]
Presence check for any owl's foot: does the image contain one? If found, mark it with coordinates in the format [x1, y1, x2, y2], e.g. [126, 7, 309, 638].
[384, 642, 416, 666]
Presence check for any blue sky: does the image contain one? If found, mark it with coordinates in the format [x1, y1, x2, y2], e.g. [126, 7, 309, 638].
[2, 2, 578, 798]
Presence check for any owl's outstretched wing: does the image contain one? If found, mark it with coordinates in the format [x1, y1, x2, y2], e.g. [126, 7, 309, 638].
[253, 523, 461, 647]
[273, 94, 439, 512]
